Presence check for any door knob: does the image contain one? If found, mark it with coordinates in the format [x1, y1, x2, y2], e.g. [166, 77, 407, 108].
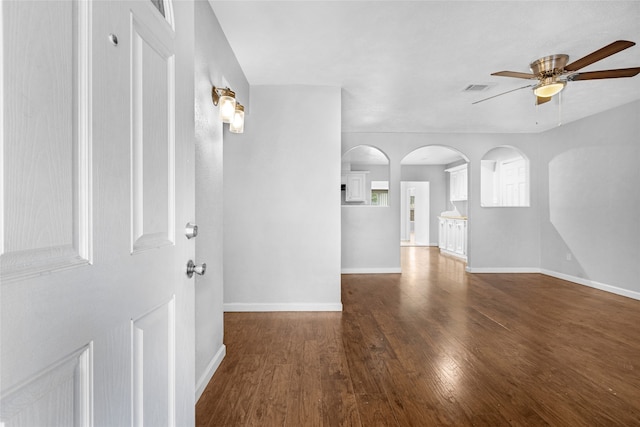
[186, 260, 206, 278]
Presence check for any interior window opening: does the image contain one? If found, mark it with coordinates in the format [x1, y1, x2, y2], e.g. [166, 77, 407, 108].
[481, 146, 530, 207]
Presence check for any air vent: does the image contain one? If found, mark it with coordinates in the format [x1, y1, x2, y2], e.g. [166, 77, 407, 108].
[464, 84, 491, 92]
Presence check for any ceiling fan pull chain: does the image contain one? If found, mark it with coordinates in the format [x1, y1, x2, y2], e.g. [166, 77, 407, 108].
[558, 91, 563, 126]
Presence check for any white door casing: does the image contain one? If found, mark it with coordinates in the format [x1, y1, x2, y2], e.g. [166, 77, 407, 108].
[400, 181, 429, 245]
[1, 1, 195, 426]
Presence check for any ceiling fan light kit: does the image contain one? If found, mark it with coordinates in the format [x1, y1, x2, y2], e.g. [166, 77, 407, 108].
[475, 40, 640, 105]
[533, 78, 566, 98]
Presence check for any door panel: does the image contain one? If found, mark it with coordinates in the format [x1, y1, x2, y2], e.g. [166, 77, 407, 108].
[1, 1, 195, 425]
[133, 298, 175, 427]
[1, 0, 91, 282]
[131, 10, 175, 253]
[0, 345, 91, 427]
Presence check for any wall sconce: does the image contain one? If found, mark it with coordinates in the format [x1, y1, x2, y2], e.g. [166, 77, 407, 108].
[211, 86, 236, 123]
[229, 103, 244, 134]
[212, 86, 245, 133]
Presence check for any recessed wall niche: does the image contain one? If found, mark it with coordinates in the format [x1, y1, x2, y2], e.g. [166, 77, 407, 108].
[481, 146, 530, 207]
[341, 145, 389, 206]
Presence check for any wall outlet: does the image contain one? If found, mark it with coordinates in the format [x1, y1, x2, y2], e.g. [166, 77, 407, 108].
[566, 252, 572, 261]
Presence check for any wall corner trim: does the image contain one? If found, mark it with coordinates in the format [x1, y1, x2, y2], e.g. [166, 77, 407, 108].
[540, 269, 640, 301]
[195, 344, 226, 402]
[223, 303, 343, 312]
[341, 268, 402, 274]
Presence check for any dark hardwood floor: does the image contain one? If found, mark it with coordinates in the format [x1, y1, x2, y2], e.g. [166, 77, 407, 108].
[196, 247, 640, 426]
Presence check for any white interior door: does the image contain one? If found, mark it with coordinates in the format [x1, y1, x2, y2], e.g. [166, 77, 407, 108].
[1, 1, 196, 426]
[400, 182, 430, 246]
[413, 182, 430, 246]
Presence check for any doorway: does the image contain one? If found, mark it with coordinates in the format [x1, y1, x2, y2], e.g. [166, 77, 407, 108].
[401, 181, 430, 246]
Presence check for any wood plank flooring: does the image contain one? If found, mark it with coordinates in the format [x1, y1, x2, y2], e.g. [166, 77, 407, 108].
[196, 247, 640, 426]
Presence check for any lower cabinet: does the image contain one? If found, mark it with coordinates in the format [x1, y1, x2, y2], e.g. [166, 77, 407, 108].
[438, 217, 467, 260]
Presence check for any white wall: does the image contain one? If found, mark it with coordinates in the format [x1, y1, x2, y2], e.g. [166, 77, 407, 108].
[539, 100, 640, 299]
[342, 132, 541, 273]
[223, 85, 342, 311]
[194, 1, 249, 400]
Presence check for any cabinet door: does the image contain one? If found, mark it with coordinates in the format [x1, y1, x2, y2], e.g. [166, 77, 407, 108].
[450, 171, 459, 201]
[462, 220, 467, 255]
[346, 173, 366, 202]
[459, 168, 468, 200]
[446, 220, 455, 251]
[455, 221, 464, 254]
[449, 167, 468, 201]
[438, 218, 446, 249]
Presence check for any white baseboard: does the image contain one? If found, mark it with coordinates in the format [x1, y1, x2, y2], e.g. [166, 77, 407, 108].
[341, 267, 402, 274]
[464, 266, 640, 301]
[466, 267, 541, 273]
[440, 250, 467, 261]
[541, 269, 640, 301]
[195, 344, 226, 402]
[223, 302, 343, 312]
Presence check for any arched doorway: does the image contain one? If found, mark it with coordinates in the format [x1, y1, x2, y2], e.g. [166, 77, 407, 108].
[400, 146, 469, 261]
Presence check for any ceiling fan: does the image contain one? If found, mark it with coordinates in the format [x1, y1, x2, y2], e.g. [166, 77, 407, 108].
[474, 40, 640, 105]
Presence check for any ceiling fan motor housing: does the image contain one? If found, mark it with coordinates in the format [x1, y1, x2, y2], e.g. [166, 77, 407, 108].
[530, 54, 569, 78]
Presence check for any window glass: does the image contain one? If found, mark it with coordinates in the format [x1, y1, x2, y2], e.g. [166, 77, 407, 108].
[150, 0, 165, 17]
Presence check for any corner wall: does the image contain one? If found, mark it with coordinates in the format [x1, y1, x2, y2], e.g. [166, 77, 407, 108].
[223, 85, 342, 311]
[194, 1, 250, 400]
[538, 100, 640, 299]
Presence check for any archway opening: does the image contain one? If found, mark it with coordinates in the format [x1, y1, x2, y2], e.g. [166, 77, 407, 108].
[341, 145, 389, 206]
[400, 146, 469, 261]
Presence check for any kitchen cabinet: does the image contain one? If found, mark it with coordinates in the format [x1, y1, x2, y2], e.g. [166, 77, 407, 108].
[438, 217, 467, 260]
[455, 220, 466, 255]
[345, 172, 368, 203]
[446, 164, 468, 201]
[438, 218, 446, 249]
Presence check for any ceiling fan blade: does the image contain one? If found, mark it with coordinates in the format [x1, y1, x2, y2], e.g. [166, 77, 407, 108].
[536, 96, 552, 105]
[491, 71, 537, 79]
[570, 67, 640, 81]
[565, 40, 636, 72]
[472, 84, 534, 104]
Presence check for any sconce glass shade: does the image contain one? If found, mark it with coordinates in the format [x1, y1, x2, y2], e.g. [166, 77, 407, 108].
[533, 78, 566, 98]
[218, 95, 237, 123]
[230, 104, 244, 134]
[212, 87, 237, 123]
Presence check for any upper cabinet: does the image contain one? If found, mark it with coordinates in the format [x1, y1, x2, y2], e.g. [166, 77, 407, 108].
[344, 172, 368, 202]
[481, 147, 530, 207]
[446, 164, 468, 201]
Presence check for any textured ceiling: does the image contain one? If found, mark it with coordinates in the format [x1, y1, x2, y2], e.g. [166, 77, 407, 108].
[210, 1, 640, 134]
